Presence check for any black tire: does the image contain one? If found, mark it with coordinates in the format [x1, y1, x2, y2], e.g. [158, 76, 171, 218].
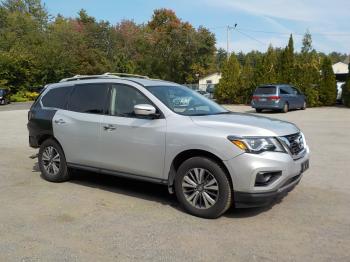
[38, 138, 70, 182]
[255, 108, 263, 113]
[174, 157, 232, 219]
[282, 103, 289, 113]
[301, 101, 306, 110]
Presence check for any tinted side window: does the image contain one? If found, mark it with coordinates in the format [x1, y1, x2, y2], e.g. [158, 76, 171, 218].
[279, 87, 290, 94]
[292, 87, 301, 95]
[68, 84, 109, 114]
[41, 86, 73, 109]
[109, 84, 151, 117]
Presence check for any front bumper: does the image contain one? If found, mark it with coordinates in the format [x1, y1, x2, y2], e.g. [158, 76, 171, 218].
[224, 146, 310, 208]
[234, 173, 302, 207]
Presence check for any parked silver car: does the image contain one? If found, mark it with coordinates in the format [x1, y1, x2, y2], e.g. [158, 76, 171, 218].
[27, 74, 310, 218]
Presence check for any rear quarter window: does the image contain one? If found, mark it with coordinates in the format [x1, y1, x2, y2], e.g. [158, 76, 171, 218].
[41, 86, 73, 109]
[254, 86, 276, 95]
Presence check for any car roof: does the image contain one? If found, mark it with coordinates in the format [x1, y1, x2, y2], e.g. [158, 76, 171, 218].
[257, 84, 291, 88]
[123, 77, 181, 87]
[52, 76, 181, 88]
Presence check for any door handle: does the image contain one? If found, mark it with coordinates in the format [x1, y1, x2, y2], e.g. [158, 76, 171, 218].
[54, 119, 66, 124]
[103, 124, 117, 131]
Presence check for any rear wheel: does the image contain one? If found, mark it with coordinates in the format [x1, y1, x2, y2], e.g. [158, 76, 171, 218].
[38, 138, 70, 182]
[301, 101, 306, 110]
[282, 103, 289, 113]
[174, 157, 232, 219]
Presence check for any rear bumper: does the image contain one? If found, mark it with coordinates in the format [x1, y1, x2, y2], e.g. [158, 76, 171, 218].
[251, 101, 284, 109]
[29, 135, 40, 148]
[234, 174, 302, 208]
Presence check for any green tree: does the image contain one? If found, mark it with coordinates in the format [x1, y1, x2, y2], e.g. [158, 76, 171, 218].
[279, 34, 295, 83]
[319, 56, 336, 105]
[294, 32, 321, 106]
[215, 48, 227, 71]
[342, 64, 350, 107]
[215, 53, 241, 103]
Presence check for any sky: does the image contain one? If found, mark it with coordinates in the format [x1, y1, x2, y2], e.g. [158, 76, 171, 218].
[42, 0, 350, 54]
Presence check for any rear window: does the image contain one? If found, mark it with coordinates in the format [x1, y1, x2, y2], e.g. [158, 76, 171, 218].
[254, 86, 276, 95]
[42, 86, 73, 109]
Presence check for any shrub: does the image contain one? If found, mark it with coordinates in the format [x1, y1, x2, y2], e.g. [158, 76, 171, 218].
[343, 82, 350, 107]
[10, 91, 39, 102]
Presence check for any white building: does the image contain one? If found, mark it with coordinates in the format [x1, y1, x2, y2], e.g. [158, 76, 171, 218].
[332, 62, 349, 75]
[198, 73, 221, 91]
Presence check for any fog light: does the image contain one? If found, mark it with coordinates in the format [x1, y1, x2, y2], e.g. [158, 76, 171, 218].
[255, 171, 281, 186]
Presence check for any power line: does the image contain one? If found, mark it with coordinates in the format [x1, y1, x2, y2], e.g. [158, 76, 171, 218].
[236, 29, 267, 46]
[235, 27, 350, 37]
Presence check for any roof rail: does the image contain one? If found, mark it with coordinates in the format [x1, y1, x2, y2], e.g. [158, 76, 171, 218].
[103, 72, 149, 79]
[59, 74, 119, 83]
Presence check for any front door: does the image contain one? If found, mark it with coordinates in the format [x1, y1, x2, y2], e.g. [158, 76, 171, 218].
[99, 84, 166, 179]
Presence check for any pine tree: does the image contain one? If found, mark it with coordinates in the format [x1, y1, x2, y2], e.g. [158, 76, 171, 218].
[301, 30, 312, 53]
[342, 63, 350, 107]
[279, 34, 295, 83]
[260, 45, 277, 84]
[295, 32, 321, 106]
[215, 53, 241, 103]
[319, 56, 336, 105]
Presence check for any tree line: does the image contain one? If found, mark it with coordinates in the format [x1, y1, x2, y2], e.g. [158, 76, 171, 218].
[216, 33, 340, 107]
[0, 0, 216, 95]
[0, 0, 348, 107]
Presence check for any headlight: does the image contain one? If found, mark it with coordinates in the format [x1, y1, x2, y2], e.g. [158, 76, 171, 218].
[228, 136, 286, 154]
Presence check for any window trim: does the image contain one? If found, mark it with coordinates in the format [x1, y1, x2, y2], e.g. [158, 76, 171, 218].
[106, 83, 164, 119]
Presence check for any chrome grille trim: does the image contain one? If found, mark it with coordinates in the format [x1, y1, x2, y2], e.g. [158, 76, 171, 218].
[278, 132, 306, 160]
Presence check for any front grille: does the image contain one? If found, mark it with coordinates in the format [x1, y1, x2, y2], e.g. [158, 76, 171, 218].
[281, 132, 305, 157]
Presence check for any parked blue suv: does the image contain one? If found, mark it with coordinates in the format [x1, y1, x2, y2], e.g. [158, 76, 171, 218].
[251, 84, 306, 113]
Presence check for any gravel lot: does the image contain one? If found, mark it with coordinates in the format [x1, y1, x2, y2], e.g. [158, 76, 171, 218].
[0, 103, 349, 261]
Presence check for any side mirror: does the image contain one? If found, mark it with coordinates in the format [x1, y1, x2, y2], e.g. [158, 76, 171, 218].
[134, 104, 157, 117]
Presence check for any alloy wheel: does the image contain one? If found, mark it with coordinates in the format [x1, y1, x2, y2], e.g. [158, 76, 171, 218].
[41, 146, 61, 176]
[182, 168, 219, 209]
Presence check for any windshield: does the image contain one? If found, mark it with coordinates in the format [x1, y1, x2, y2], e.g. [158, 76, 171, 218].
[254, 86, 276, 95]
[0, 90, 4, 95]
[146, 85, 229, 116]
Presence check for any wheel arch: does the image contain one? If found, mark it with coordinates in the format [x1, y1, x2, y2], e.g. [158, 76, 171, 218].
[168, 149, 233, 192]
[38, 134, 63, 150]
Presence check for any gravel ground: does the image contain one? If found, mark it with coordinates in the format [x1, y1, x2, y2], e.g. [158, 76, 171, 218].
[0, 105, 349, 261]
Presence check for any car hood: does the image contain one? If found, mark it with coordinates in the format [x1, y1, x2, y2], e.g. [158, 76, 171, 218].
[190, 112, 299, 137]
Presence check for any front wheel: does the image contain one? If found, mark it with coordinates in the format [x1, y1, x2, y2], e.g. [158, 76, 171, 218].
[38, 138, 70, 182]
[174, 157, 232, 219]
[255, 108, 263, 113]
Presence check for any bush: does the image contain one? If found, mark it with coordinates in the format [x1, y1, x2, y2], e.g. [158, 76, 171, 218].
[343, 82, 350, 107]
[10, 91, 39, 102]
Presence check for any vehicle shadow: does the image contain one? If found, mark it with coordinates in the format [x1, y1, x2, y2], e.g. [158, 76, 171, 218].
[32, 162, 286, 219]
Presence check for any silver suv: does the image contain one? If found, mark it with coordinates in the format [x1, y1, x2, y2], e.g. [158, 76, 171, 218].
[27, 74, 310, 218]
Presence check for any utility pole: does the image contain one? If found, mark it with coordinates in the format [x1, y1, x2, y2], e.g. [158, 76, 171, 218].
[226, 23, 237, 60]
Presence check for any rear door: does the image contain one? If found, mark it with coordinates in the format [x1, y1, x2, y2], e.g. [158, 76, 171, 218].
[53, 83, 109, 167]
[280, 86, 296, 108]
[291, 86, 305, 108]
[99, 83, 166, 179]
